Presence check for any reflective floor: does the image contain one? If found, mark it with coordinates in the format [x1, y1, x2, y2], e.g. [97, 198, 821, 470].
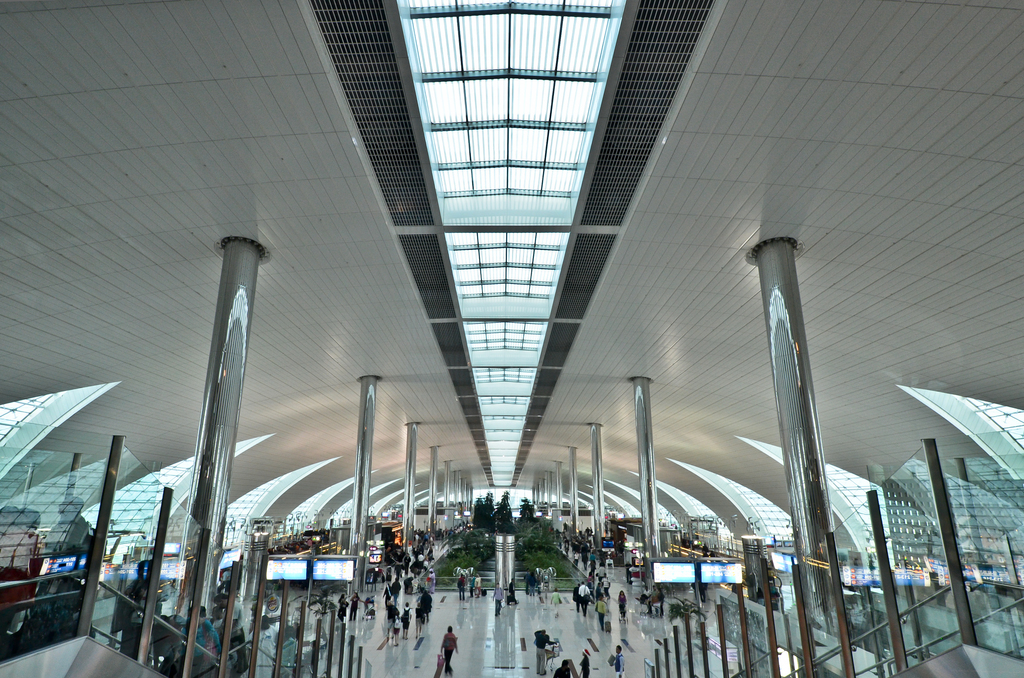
[343, 586, 682, 678]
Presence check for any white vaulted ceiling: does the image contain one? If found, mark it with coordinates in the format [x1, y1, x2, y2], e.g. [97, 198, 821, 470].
[3, 0, 1024, 523]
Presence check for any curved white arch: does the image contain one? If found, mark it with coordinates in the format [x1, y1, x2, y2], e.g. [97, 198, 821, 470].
[227, 457, 339, 525]
[667, 459, 792, 537]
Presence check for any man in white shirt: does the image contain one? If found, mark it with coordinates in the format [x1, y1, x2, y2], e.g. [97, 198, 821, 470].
[577, 582, 591, 617]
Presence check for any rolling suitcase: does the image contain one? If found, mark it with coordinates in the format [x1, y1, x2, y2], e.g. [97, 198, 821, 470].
[604, 620, 612, 633]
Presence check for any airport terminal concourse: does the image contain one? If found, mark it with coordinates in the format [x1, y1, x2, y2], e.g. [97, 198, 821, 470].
[2, 2, 1024, 678]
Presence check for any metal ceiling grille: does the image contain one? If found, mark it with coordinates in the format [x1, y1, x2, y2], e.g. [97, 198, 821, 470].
[311, 0, 434, 226]
[556, 233, 616, 319]
[398, 234, 458, 319]
[542, 322, 580, 367]
[579, 0, 713, 226]
[432, 322, 468, 366]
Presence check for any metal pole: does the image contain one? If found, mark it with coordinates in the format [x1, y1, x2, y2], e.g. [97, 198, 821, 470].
[923, 438, 977, 645]
[428, 446, 439, 535]
[569, 447, 579, 534]
[355, 645, 363, 678]
[555, 460, 563, 523]
[716, 603, 730, 678]
[218, 558, 244, 678]
[664, 637, 672, 678]
[181, 527, 212, 678]
[337, 621, 347, 678]
[655, 648, 663, 678]
[591, 424, 605, 543]
[313, 618, 323, 678]
[735, 584, 752, 678]
[443, 460, 452, 517]
[825, 532, 856, 678]
[631, 377, 661, 561]
[759, 558, 782, 678]
[78, 434, 124, 637]
[867, 490, 907, 671]
[403, 423, 418, 542]
[248, 552, 269, 678]
[274, 582, 290, 678]
[65, 452, 83, 501]
[189, 236, 267, 604]
[327, 615, 336, 678]
[700, 621, 710, 678]
[295, 600, 307, 678]
[790, 563, 815, 677]
[345, 633, 355, 678]
[138, 486, 174, 663]
[674, 624, 685, 678]
[349, 375, 380, 589]
[749, 237, 836, 636]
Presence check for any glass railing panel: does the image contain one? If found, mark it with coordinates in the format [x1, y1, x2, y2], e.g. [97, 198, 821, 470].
[0, 426, 112, 661]
[939, 433, 1024, 660]
[869, 445, 961, 667]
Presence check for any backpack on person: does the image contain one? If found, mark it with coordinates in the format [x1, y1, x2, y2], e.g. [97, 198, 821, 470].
[442, 635, 456, 651]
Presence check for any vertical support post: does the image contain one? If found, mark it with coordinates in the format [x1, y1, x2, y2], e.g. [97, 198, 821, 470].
[189, 236, 267, 601]
[591, 424, 605, 544]
[356, 646, 364, 678]
[443, 460, 452, 519]
[326, 615, 336, 678]
[759, 557, 782, 678]
[349, 375, 380, 589]
[825, 533, 855, 678]
[699, 621, 710, 678]
[274, 582, 290, 678]
[749, 237, 836, 636]
[138, 486, 174, 663]
[923, 438, 977, 645]
[181, 528, 212, 678]
[664, 637, 672, 678]
[295, 600, 307, 678]
[735, 584, 752, 678]
[218, 558, 244, 678]
[674, 624, 685, 678]
[790, 563, 815, 677]
[345, 632, 355, 678]
[78, 434, 124, 637]
[337, 621, 347, 678]
[631, 376, 661, 561]
[655, 648, 663, 678]
[428, 446, 439, 535]
[64, 452, 83, 501]
[555, 460, 563, 523]
[403, 423, 418, 543]
[569, 447, 579, 534]
[313, 618, 323, 678]
[867, 490, 907, 672]
[249, 551, 269, 678]
[716, 604, 730, 678]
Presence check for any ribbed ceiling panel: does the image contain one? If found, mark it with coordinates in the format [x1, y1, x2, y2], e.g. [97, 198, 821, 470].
[398, 234, 458, 319]
[555, 234, 616, 319]
[311, 0, 434, 226]
[579, 0, 713, 226]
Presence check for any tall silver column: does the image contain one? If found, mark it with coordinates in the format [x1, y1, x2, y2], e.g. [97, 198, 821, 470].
[428, 446, 439, 534]
[569, 447, 579, 534]
[443, 459, 451, 518]
[546, 471, 554, 516]
[455, 470, 462, 508]
[349, 375, 379, 591]
[749, 237, 836, 637]
[631, 377, 661, 560]
[555, 461, 563, 523]
[403, 423, 418, 541]
[188, 236, 267, 596]
[590, 424, 605, 539]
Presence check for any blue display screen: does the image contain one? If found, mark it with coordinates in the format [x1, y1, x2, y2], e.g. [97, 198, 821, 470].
[312, 559, 356, 581]
[652, 562, 695, 583]
[219, 548, 241, 571]
[700, 562, 743, 584]
[40, 555, 79, 574]
[267, 559, 309, 581]
[771, 552, 795, 573]
[602, 540, 614, 549]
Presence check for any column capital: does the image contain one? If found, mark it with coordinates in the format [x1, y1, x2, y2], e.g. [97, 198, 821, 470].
[218, 235, 270, 261]
[745, 236, 801, 264]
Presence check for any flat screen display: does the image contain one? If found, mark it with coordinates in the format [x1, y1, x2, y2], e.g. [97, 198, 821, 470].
[164, 542, 182, 556]
[219, 548, 241, 571]
[602, 540, 614, 549]
[771, 552, 795, 573]
[312, 559, 356, 581]
[841, 566, 880, 587]
[893, 568, 929, 587]
[367, 552, 382, 565]
[700, 562, 743, 584]
[267, 559, 309, 581]
[652, 562, 695, 583]
[161, 561, 185, 580]
[39, 554, 79, 575]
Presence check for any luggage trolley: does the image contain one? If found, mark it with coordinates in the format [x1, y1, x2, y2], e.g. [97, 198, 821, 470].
[545, 639, 562, 672]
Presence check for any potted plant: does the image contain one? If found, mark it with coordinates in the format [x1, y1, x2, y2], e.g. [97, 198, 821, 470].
[667, 596, 706, 678]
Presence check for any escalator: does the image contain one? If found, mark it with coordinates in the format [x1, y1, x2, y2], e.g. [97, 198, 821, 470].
[895, 644, 1024, 677]
[0, 635, 163, 678]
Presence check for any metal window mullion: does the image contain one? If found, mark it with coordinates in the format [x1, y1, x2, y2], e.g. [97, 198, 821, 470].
[538, 13, 565, 193]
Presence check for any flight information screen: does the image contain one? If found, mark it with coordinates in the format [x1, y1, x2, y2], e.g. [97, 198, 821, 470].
[652, 562, 695, 583]
[700, 562, 743, 583]
[312, 559, 356, 581]
[267, 559, 309, 581]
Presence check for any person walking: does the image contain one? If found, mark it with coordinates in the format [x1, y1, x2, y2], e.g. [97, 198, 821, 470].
[493, 583, 504, 616]
[613, 645, 625, 678]
[534, 629, 552, 675]
[349, 594, 360, 622]
[440, 625, 458, 675]
[401, 603, 411, 639]
[553, 659, 571, 678]
[578, 581, 590, 617]
[580, 650, 591, 678]
[391, 611, 401, 646]
[617, 590, 627, 622]
[469, 573, 477, 598]
[428, 568, 436, 594]
[415, 603, 425, 637]
[595, 596, 607, 632]
[457, 573, 466, 600]
[550, 587, 562, 618]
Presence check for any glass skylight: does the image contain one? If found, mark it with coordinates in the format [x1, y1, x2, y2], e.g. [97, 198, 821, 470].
[0, 393, 54, 441]
[446, 232, 569, 318]
[474, 368, 536, 383]
[400, 0, 624, 225]
[464, 321, 546, 367]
